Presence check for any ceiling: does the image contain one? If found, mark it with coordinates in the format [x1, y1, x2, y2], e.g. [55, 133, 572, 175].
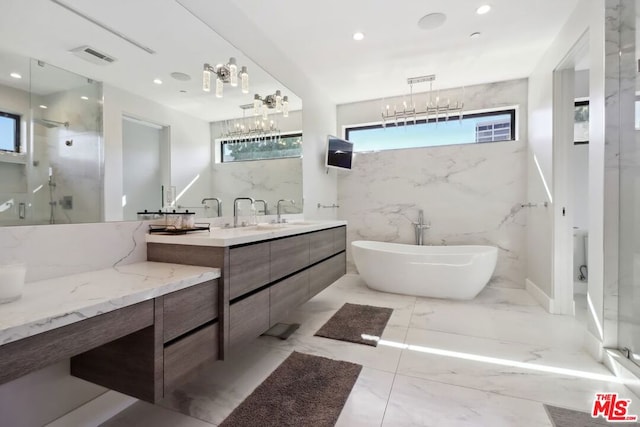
[0, 0, 580, 120]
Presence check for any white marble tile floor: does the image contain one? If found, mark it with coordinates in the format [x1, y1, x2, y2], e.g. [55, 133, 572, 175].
[102, 274, 640, 427]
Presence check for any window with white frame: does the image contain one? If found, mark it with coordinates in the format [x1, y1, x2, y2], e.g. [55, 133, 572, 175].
[345, 109, 516, 152]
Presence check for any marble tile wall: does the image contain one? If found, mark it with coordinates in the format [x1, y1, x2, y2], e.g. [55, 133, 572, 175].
[210, 157, 303, 218]
[0, 221, 148, 283]
[338, 141, 527, 289]
[337, 79, 528, 289]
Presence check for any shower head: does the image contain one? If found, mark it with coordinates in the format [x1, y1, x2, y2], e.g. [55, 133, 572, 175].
[34, 118, 69, 128]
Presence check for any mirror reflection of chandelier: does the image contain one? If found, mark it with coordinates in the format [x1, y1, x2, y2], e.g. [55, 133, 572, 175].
[220, 106, 281, 141]
[381, 74, 464, 128]
[202, 57, 249, 98]
[253, 90, 289, 119]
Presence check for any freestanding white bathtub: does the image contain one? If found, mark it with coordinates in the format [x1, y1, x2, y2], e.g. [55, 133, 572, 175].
[351, 241, 498, 300]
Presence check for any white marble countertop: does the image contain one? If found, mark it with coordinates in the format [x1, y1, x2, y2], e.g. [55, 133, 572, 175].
[0, 262, 220, 346]
[145, 220, 347, 247]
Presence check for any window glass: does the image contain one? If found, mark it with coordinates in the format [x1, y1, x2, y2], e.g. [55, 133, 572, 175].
[221, 133, 302, 162]
[0, 112, 20, 152]
[345, 110, 515, 152]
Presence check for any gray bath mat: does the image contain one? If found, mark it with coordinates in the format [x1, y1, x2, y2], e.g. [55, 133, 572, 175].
[314, 303, 393, 346]
[219, 351, 361, 427]
[544, 404, 640, 426]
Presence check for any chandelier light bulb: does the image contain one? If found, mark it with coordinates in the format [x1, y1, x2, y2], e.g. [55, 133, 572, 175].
[275, 90, 283, 112]
[229, 57, 238, 87]
[253, 94, 262, 115]
[240, 66, 249, 93]
[262, 104, 268, 120]
[202, 65, 211, 92]
[282, 96, 289, 118]
[215, 77, 223, 98]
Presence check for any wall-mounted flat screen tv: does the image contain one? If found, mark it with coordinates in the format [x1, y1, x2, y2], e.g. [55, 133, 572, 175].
[325, 135, 353, 170]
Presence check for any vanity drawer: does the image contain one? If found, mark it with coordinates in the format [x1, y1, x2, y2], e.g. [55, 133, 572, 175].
[309, 229, 335, 264]
[229, 241, 270, 300]
[309, 253, 345, 297]
[334, 226, 347, 253]
[163, 280, 219, 343]
[270, 234, 310, 281]
[269, 270, 309, 327]
[164, 323, 218, 392]
[229, 290, 270, 348]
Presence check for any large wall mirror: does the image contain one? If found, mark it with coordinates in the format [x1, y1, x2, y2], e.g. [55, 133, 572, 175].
[0, 0, 302, 226]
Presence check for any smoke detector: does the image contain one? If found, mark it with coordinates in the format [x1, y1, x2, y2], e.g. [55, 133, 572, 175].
[70, 46, 117, 65]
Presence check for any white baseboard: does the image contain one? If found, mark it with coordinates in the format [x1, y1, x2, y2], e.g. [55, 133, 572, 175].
[584, 330, 604, 362]
[525, 278, 555, 313]
[45, 390, 136, 427]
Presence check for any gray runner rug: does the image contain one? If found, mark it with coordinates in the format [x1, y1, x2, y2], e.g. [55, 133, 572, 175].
[544, 404, 640, 426]
[219, 351, 362, 427]
[314, 303, 393, 346]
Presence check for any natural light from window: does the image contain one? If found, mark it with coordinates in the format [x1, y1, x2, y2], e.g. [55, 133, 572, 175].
[346, 111, 514, 152]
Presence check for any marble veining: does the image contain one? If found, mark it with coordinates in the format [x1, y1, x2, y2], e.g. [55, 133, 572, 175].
[339, 140, 527, 289]
[0, 262, 220, 346]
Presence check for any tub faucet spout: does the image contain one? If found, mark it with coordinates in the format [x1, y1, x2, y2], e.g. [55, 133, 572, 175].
[413, 209, 430, 245]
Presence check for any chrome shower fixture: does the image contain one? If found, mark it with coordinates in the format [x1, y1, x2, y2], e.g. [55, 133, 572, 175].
[34, 118, 70, 128]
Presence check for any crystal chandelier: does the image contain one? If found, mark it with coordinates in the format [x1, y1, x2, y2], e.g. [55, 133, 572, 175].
[202, 57, 249, 98]
[381, 75, 464, 127]
[220, 106, 281, 141]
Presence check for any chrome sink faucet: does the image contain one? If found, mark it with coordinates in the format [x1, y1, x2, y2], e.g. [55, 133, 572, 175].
[276, 199, 295, 223]
[201, 197, 222, 217]
[254, 199, 268, 215]
[413, 209, 431, 245]
[233, 197, 255, 227]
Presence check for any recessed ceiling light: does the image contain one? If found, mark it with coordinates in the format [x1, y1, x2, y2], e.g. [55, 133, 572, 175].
[470, 32, 481, 39]
[153, 78, 163, 85]
[10, 72, 22, 79]
[476, 5, 491, 15]
[80, 96, 89, 100]
[39, 105, 48, 109]
[353, 32, 365, 41]
[170, 72, 191, 81]
[417, 13, 447, 30]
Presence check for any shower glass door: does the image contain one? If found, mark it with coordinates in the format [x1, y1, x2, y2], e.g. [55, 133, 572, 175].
[617, 0, 640, 367]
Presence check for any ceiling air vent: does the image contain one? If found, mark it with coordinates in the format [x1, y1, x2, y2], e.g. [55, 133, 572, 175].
[70, 46, 117, 65]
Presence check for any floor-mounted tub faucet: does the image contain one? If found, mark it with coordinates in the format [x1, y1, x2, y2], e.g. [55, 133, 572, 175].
[413, 209, 431, 245]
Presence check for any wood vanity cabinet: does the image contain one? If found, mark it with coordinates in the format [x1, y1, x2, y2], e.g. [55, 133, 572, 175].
[147, 225, 347, 355]
[70, 279, 219, 403]
[229, 241, 270, 299]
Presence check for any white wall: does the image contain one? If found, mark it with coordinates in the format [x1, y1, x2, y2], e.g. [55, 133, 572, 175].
[103, 85, 212, 222]
[338, 79, 528, 288]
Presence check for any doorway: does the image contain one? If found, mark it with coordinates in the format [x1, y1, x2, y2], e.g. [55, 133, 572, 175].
[121, 116, 169, 220]
[552, 31, 590, 326]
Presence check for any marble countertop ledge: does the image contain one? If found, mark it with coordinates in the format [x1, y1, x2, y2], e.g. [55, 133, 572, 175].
[0, 262, 220, 346]
[145, 220, 348, 247]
